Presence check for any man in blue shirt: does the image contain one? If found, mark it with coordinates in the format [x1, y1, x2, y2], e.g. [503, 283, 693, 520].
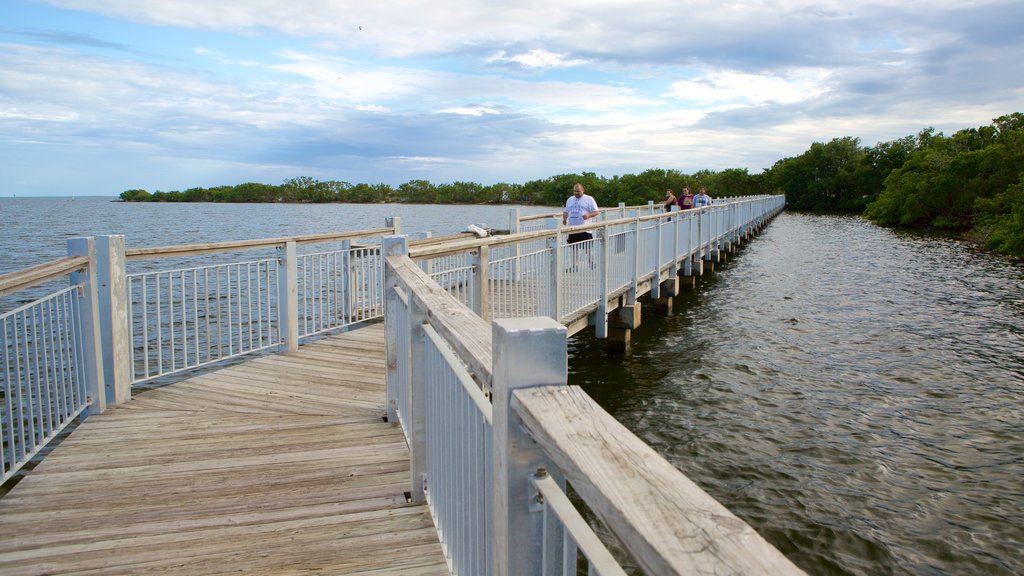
[693, 186, 712, 208]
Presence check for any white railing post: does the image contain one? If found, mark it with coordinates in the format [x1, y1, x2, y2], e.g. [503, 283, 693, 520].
[652, 217, 663, 299]
[407, 287, 428, 503]
[383, 236, 409, 427]
[596, 226, 609, 338]
[492, 316, 568, 576]
[95, 235, 131, 405]
[340, 239, 352, 325]
[631, 216, 641, 302]
[472, 245, 491, 321]
[386, 216, 402, 235]
[277, 240, 299, 352]
[67, 237, 106, 416]
[509, 207, 521, 280]
[547, 219, 562, 321]
[671, 206, 680, 277]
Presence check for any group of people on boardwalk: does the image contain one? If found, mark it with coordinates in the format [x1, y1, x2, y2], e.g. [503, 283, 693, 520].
[664, 186, 712, 213]
[561, 182, 714, 244]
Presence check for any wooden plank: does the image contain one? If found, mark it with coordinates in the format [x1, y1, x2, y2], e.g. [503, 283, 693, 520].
[512, 384, 806, 576]
[124, 227, 394, 260]
[0, 255, 89, 296]
[0, 324, 448, 576]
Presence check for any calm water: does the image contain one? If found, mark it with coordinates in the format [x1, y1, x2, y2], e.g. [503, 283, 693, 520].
[571, 212, 1023, 575]
[3, 199, 1022, 574]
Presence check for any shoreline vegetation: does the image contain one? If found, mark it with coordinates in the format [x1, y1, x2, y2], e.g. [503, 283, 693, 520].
[120, 113, 1024, 257]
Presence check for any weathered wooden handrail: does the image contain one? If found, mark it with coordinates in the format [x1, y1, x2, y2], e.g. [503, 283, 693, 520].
[0, 256, 90, 297]
[124, 226, 396, 260]
[386, 253, 492, 388]
[513, 384, 806, 575]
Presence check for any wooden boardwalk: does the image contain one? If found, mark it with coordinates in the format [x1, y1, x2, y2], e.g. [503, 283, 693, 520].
[0, 323, 449, 575]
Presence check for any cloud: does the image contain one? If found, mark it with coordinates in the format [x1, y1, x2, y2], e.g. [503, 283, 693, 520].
[1, 0, 1021, 196]
[486, 49, 588, 71]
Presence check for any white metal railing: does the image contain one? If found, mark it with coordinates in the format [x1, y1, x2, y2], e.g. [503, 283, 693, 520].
[1, 222, 400, 475]
[122, 223, 398, 384]
[423, 322, 494, 575]
[411, 196, 787, 334]
[385, 244, 628, 575]
[0, 240, 104, 484]
[297, 243, 385, 339]
[1, 287, 90, 484]
[383, 194, 802, 574]
[126, 257, 281, 382]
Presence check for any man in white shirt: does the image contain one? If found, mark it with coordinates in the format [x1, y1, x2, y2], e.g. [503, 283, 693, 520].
[562, 183, 600, 244]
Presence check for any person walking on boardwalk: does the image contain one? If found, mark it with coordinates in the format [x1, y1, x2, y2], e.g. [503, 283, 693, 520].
[677, 186, 695, 211]
[563, 182, 599, 244]
[693, 186, 712, 208]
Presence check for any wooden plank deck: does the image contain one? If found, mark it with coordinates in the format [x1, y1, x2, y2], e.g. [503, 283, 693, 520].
[0, 323, 449, 576]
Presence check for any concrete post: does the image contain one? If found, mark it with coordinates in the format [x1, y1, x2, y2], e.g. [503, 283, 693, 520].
[67, 237, 106, 416]
[95, 235, 131, 405]
[276, 240, 298, 352]
[492, 317, 567, 576]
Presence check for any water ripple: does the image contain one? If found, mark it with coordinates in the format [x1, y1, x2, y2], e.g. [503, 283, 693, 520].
[572, 213, 1024, 576]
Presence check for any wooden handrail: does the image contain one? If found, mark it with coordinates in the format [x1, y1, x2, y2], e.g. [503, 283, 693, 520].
[512, 385, 807, 576]
[386, 254, 493, 388]
[124, 227, 395, 260]
[0, 256, 90, 297]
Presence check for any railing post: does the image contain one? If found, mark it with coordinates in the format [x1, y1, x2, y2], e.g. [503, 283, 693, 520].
[277, 240, 298, 352]
[407, 292, 428, 503]
[631, 216, 641, 303]
[547, 220, 562, 321]
[383, 236, 409, 428]
[596, 225, 609, 338]
[652, 217, 663, 299]
[340, 239, 352, 325]
[671, 206, 680, 277]
[492, 316, 568, 576]
[383, 235, 425, 501]
[67, 237, 106, 416]
[386, 216, 402, 235]
[95, 235, 131, 405]
[509, 207, 521, 280]
[472, 245, 491, 321]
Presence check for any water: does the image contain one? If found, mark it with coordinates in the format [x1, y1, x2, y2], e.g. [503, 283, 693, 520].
[0, 196, 553, 273]
[570, 212, 1023, 575]
[3, 199, 1022, 574]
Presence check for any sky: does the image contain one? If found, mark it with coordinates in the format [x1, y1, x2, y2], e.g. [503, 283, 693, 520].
[2, 0, 1023, 197]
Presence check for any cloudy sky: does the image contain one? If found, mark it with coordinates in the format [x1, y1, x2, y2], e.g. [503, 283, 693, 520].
[2, 0, 1022, 197]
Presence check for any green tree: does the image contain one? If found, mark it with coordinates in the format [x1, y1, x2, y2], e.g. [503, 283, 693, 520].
[974, 176, 1024, 257]
[768, 137, 864, 210]
[119, 189, 151, 201]
[397, 180, 437, 203]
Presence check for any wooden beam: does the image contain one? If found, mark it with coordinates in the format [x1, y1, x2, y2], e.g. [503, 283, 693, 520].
[512, 385, 807, 576]
[124, 227, 394, 260]
[385, 255, 493, 389]
[0, 256, 89, 296]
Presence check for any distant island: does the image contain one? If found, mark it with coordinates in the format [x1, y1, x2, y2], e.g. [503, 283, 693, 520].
[120, 113, 1024, 257]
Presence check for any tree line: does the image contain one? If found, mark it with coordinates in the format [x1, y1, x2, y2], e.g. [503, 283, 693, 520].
[120, 112, 1023, 257]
